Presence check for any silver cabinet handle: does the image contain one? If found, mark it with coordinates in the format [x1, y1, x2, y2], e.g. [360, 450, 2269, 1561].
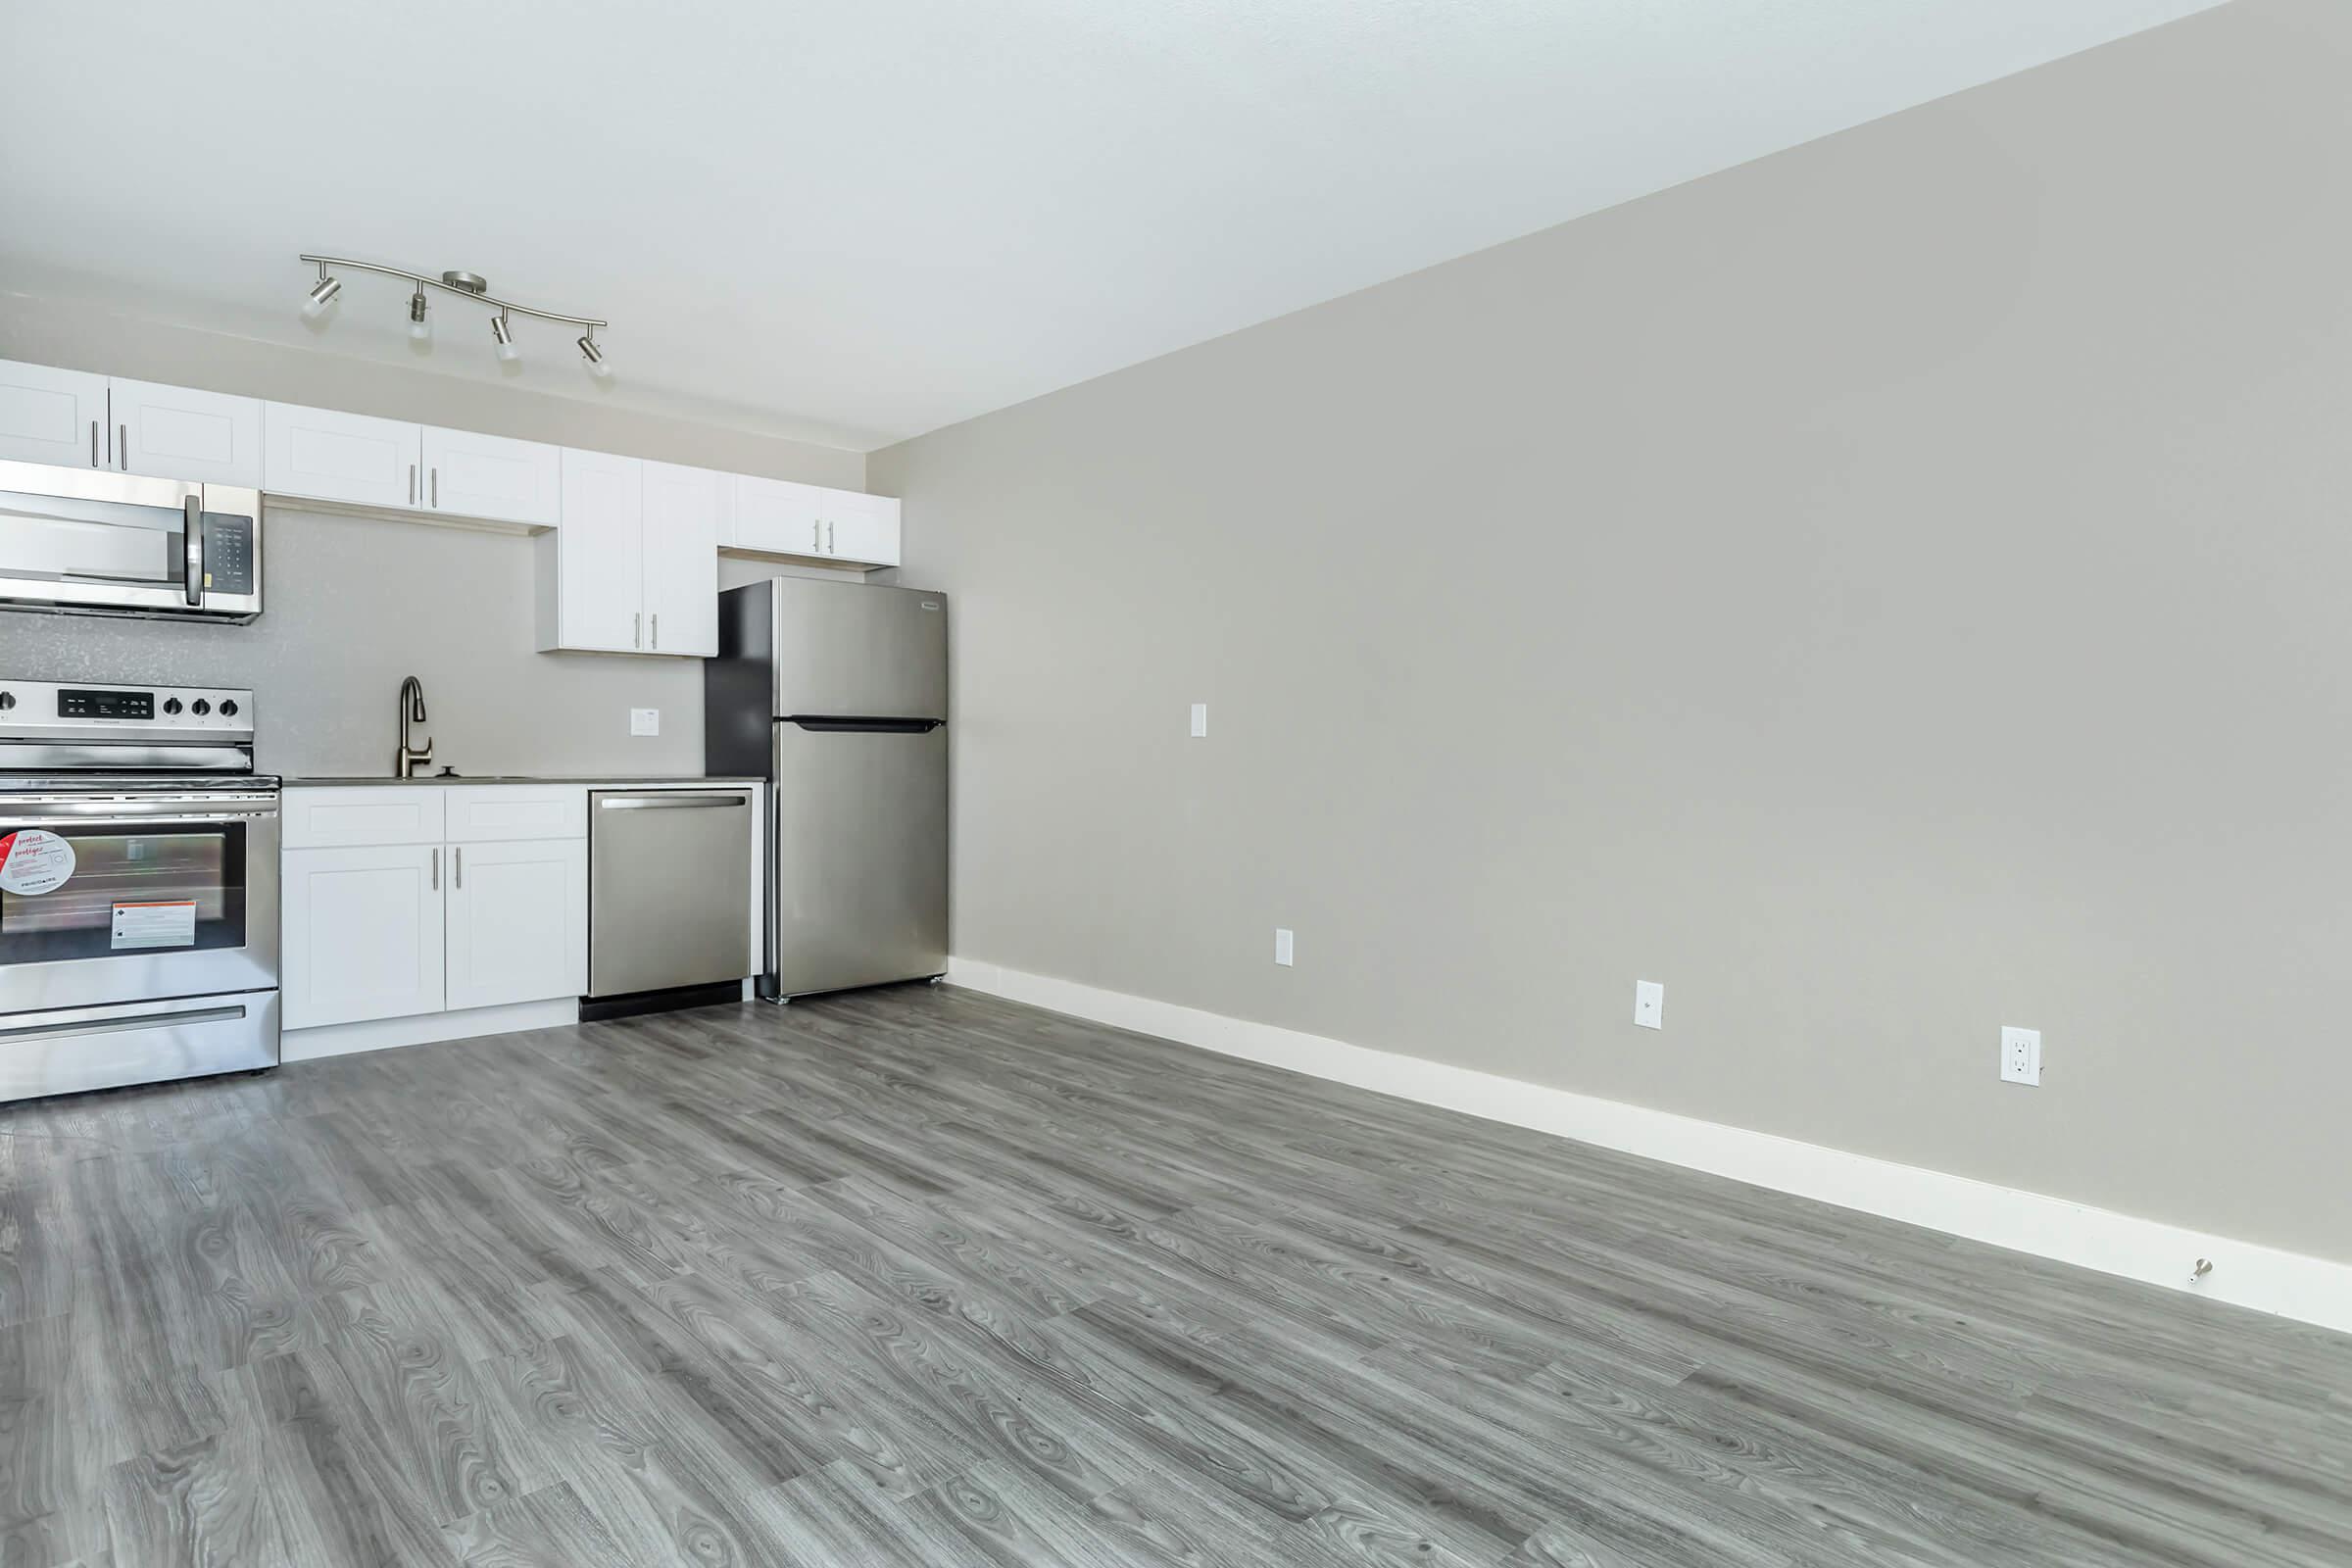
[90, 420, 99, 467]
[454, 846, 464, 889]
[119, 423, 127, 471]
[827, 520, 834, 553]
[430, 467, 438, 508]
[651, 612, 659, 649]
[811, 519, 820, 551]
[409, 464, 417, 505]
[633, 612, 642, 648]
[430, 847, 440, 891]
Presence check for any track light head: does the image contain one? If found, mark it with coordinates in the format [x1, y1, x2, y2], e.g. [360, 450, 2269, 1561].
[577, 334, 611, 379]
[407, 288, 431, 342]
[491, 312, 519, 363]
[301, 273, 342, 319]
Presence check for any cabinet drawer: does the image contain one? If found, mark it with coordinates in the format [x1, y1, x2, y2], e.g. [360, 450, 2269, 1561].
[282, 787, 446, 849]
[445, 786, 587, 843]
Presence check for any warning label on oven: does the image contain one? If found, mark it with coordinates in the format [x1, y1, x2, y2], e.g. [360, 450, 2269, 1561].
[0, 830, 75, 896]
[112, 901, 197, 950]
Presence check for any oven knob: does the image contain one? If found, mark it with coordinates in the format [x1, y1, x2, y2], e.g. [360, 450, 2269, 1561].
[220, 699, 238, 716]
[162, 697, 182, 714]
[190, 698, 211, 716]
[0, 691, 13, 711]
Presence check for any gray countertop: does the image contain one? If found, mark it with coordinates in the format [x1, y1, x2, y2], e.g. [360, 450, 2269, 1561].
[283, 775, 764, 787]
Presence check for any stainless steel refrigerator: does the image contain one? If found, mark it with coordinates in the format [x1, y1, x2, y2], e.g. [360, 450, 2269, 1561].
[706, 578, 948, 1000]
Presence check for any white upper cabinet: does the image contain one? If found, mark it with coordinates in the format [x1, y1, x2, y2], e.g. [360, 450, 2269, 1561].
[0, 360, 110, 469]
[730, 473, 901, 567]
[539, 448, 645, 653]
[421, 425, 561, 527]
[110, 379, 264, 487]
[732, 474, 823, 555]
[0, 363, 262, 484]
[822, 490, 902, 567]
[641, 462, 723, 657]
[265, 402, 423, 511]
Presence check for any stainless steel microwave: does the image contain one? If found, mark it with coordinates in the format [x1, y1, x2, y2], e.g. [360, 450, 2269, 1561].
[0, 459, 261, 621]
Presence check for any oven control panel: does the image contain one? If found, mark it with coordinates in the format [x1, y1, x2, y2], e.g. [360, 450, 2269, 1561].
[0, 678, 253, 734]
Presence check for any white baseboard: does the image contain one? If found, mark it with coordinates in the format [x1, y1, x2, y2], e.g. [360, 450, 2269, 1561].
[946, 957, 2352, 1336]
[281, 998, 578, 1062]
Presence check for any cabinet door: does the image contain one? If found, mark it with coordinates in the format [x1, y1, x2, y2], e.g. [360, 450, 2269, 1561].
[281, 845, 446, 1028]
[544, 448, 644, 652]
[110, 379, 264, 486]
[0, 360, 109, 469]
[444, 838, 585, 1010]
[421, 425, 561, 527]
[819, 491, 902, 567]
[641, 462, 721, 656]
[264, 402, 423, 510]
[732, 474, 825, 556]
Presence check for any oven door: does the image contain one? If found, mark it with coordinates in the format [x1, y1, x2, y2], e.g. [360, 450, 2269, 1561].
[0, 790, 279, 1015]
[0, 460, 262, 620]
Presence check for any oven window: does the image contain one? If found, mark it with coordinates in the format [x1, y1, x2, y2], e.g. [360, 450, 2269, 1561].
[0, 822, 245, 963]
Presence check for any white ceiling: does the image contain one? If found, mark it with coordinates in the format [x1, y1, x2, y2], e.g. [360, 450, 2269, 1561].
[0, 1, 2217, 452]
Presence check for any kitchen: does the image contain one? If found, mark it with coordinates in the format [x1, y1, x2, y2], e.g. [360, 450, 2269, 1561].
[0, 357, 949, 1089]
[4, 5, 2348, 1565]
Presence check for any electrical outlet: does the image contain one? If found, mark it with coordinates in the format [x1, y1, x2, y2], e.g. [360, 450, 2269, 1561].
[1634, 980, 1664, 1029]
[1273, 928, 1295, 966]
[1191, 703, 1208, 738]
[2000, 1025, 2040, 1086]
[630, 708, 660, 737]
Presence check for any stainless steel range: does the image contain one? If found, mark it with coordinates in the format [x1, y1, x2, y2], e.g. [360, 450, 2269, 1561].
[0, 677, 278, 1102]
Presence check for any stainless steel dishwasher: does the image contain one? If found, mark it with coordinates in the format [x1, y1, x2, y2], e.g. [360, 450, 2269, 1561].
[587, 787, 758, 1001]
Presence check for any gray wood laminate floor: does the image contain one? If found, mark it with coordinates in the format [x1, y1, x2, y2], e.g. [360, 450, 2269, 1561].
[2, 984, 2346, 1566]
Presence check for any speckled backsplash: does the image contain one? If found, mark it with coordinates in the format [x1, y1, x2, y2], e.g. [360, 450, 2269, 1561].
[0, 507, 708, 778]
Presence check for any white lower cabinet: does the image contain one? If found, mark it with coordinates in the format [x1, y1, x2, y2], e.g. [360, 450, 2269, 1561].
[281, 785, 586, 1032]
[445, 838, 586, 1010]
[281, 844, 447, 1028]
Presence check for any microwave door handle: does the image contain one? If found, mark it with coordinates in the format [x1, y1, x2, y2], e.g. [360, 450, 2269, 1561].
[182, 495, 203, 607]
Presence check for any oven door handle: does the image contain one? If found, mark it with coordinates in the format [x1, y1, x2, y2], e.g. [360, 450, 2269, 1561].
[0, 1004, 247, 1046]
[0, 806, 279, 826]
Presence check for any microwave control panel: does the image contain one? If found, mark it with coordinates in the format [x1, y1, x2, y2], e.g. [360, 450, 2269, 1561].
[200, 514, 255, 595]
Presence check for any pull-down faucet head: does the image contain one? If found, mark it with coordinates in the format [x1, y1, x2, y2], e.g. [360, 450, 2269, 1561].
[395, 675, 433, 777]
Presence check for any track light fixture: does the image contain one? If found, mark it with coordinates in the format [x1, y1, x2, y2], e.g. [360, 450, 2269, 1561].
[296, 254, 610, 379]
[301, 265, 342, 319]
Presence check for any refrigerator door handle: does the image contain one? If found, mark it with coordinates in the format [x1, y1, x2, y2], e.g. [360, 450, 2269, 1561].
[780, 716, 942, 734]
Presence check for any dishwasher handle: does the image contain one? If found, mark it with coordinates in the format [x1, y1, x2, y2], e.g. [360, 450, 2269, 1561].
[597, 793, 750, 810]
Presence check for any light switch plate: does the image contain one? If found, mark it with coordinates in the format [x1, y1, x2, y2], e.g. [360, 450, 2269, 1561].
[630, 708, 660, 736]
[1191, 703, 1208, 738]
[1634, 980, 1664, 1029]
[1273, 928, 1295, 966]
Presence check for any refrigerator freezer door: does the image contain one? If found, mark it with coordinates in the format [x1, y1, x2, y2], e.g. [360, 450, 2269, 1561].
[770, 722, 948, 996]
[767, 577, 948, 719]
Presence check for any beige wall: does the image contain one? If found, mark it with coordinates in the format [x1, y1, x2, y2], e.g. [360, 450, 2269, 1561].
[872, 0, 2352, 1263]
